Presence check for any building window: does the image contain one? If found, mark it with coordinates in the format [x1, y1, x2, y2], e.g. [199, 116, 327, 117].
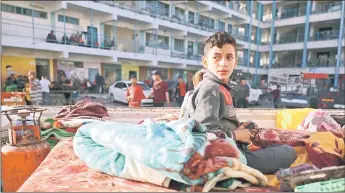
[228, 24, 233, 34]
[174, 6, 185, 20]
[218, 20, 225, 32]
[145, 33, 155, 47]
[157, 35, 169, 50]
[58, 15, 80, 25]
[198, 43, 205, 56]
[188, 11, 195, 24]
[174, 38, 184, 52]
[157, 1, 169, 16]
[1, 3, 47, 19]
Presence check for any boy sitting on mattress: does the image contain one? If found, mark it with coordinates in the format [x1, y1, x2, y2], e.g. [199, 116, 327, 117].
[183, 32, 296, 174]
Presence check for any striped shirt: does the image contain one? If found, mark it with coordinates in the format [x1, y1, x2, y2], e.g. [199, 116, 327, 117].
[29, 80, 42, 105]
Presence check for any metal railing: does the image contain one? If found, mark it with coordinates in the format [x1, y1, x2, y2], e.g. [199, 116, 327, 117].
[308, 58, 341, 68]
[278, 7, 306, 20]
[212, 0, 226, 7]
[229, 2, 249, 16]
[272, 59, 302, 68]
[277, 33, 304, 44]
[313, 2, 342, 14]
[313, 30, 340, 41]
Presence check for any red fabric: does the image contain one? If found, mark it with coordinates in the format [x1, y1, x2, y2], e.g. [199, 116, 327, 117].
[153, 81, 168, 102]
[250, 128, 310, 149]
[54, 99, 109, 120]
[177, 82, 186, 97]
[126, 84, 146, 107]
[182, 139, 239, 180]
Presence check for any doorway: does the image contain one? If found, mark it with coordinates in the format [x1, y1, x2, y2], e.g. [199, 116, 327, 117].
[88, 68, 99, 84]
[35, 58, 50, 80]
[129, 71, 137, 79]
[87, 26, 98, 48]
[187, 41, 194, 58]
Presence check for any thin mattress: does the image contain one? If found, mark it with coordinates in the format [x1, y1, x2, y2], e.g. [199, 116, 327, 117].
[17, 138, 175, 192]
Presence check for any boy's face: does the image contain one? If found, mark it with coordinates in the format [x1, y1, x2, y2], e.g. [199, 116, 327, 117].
[203, 44, 237, 83]
[130, 78, 137, 84]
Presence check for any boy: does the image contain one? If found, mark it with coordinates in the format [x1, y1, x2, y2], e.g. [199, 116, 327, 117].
[126, 76, 146, 108]
[175, 77, 187, 107]
[184, 32, 296, 174]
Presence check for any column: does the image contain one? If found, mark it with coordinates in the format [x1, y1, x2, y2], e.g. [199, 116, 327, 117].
[302, 0, 311, 68]
[90, 9, 93, 47]
[246, 0, 253, 71]
[254, 2, 262, 84]
[31, 1, 35, 41]
[100, 22, 104, 48]
[334, 0, 345, 88]
[195, 41, 198, 55]
[140, 30, 145, 53]
[169, 34, 173, 55]
[268, 0, 276, 69]
[184, 36, 188, 55]
[184, 2, 188, 23]
[311, 1, 316, 12]
[113, 20, 116, 48]
[63, 9, 66, 44]
[169, 1, 173, 18]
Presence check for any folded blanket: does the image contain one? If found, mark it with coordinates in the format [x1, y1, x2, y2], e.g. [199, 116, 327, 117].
[74, 119, 267, 191]
[54, 99, 109, 120]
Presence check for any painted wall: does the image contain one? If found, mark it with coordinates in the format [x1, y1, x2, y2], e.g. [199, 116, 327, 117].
[121, 63, 139, 81]
[1, 55, 36, 83]
[57, 60, 101, 84]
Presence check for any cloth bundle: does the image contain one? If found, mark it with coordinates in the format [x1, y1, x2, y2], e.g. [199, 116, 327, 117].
[73, 119, 268, 191]
[41, 99, 109, 149]
[54, 99, 109, 120]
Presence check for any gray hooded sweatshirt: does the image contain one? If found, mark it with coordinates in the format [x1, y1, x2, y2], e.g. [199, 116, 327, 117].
[184, 69, 240, 138]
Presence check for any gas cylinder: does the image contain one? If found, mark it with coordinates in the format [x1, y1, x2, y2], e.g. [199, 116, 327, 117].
[1, 107, 49, 192]
[1, 141, 50, 192]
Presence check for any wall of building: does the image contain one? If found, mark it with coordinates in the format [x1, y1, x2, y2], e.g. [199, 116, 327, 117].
[121, 63, 139, 81]
[1, 55, 36, 84]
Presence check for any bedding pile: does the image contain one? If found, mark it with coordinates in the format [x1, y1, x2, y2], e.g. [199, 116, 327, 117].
[41, 99, 109, 149]
[73, 118, 268, 191]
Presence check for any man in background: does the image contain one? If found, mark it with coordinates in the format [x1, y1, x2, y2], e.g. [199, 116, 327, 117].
[236, 78, 250, 108]
[147, 70, 170, 107]
[40, 76, 51, 105]
[175, 77, 186, 107]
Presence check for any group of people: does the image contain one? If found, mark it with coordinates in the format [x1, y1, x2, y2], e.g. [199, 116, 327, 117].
[46, 30, 85, 46]
[126, 32, 296, 175]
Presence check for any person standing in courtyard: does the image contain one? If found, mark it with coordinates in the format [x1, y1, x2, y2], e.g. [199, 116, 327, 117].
[126, 76, 146, 108]
[40, 76, 51, 105]
[236, 78, 250, 108]
[175, 77, 187, 107]
[147, 70, 170, 107]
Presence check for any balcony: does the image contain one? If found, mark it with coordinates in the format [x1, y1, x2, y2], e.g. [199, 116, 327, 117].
[277, 34, 304, 44]
[211, 0, 226, 7]
[308, 58, 339, 68]
[313, 2, 342, 14]
[313, 30, 340, 41]
[272, 59, 302, 68]
[278, 7, 306, 20]
[229, 2, 248, 16]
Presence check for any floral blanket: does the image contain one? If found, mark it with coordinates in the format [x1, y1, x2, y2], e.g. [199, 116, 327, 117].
[73, 119, 267, 191]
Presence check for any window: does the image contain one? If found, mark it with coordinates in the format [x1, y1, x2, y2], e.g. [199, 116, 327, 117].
[228, 24, 233, 34]
[188, 11, 195, 24]
[218, 20, 225, 32]
[157, 35, 169, 50]
[157, 1, 169, 16]
[198, 43, 204, 56]
[145, 33, 155, 47]
[174, 6, 185, 20]
[174, 38, 184, 52]
[58, 15, 80, 25]
[74, 62, 84, 68]
[1, 4, 47, 19]
[115, 82, 126, 89]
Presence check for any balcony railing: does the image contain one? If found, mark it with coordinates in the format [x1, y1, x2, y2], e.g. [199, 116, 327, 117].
[313, 2, 342, 14]
[277, 34, 304, 44]
[272, 59, 302, 68]
[308, 58, 339, 68]
[229, 2, 248, 16]
[212, 0, 226, 7]
[313, 30, 340, 41]
[278, 7, 306, 20]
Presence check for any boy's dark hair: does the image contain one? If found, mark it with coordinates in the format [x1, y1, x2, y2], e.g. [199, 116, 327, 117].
[240, 78, 245, 81]
[6, 65, 12, 69]
[130, 75, 137, 79]
[277, 85, 281, 89]
[204, 32, 237, 56]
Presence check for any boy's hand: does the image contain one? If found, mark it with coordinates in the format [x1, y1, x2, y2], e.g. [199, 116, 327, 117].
[234, 128, 253, 144]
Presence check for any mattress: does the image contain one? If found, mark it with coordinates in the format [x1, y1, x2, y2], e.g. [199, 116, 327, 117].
[17, 138, 176, 192]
